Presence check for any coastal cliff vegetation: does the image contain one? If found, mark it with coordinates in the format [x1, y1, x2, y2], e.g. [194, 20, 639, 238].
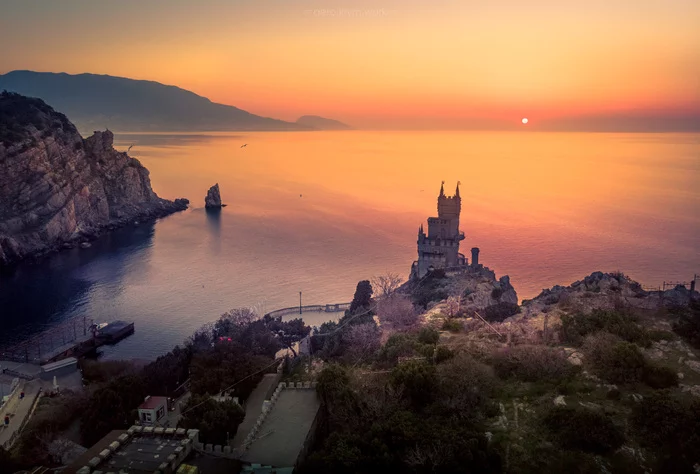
[2, 270, 699, 473]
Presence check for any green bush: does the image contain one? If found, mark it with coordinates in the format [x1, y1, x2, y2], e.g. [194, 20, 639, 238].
[630, 391, 700, 473]
[417, 327, 439, 345]
[379, 333, 434, 365]
[583, 334, 646, 384]
[483, 302, 521, 322]
[442, 318, 462, 333]
[492, 345, 574, 382]
[541, 406, 625, 454]
[390, 360, 437, 406]
[642, 364, 678, 389]
[672, 300, 700, 349]
[178, 394, 245, 445]
[434, 345, 455, 363]
[560, 310, 651, 347]
[647, 329, 676, 342]
[606, 388, 622, 400]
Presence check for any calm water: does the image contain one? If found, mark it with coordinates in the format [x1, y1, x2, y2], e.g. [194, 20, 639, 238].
[1, 131, 698, 360]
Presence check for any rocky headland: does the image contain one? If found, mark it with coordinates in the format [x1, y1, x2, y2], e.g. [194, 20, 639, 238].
[0, 92, 189, 267]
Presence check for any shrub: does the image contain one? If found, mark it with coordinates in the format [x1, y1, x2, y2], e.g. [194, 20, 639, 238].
[672, 300, 700, 349]
[582, 334, 646, 384]
[560, 310, 651, 347]
[178, 394, 245, 445]
[492, 345, 574, 382]
[442, 318, 462, 333]
[79, 359, 137, 385]
[434, 345, 455, 363]
[417, 327, 439, 345]
[483, 302, 521, 322]
[606, 388, 622, 400]
[380, 333, 420, 364]
[435, 354, 498, 418]
[647, 329, 675, 342]
[630, 391, 700, 473]
[491, 288, 503, 299]
[390, 360, 437, 406]
[642, 363, 678, 389]
[541, 406, 625, 454]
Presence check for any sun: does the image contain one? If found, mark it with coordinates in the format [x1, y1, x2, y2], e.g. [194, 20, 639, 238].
[521, 118, 528, 124]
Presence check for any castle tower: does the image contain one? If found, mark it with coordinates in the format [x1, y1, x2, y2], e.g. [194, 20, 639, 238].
[412, 182, 467, 279]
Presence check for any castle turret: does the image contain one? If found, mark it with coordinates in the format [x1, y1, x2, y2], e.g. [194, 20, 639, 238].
[412, 182, 467, 278]
[471, 247, 480, 267]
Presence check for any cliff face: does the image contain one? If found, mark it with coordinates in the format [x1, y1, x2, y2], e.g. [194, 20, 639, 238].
[0, 92, 188, 266]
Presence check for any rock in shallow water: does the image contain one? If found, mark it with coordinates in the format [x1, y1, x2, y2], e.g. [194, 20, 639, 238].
[204, 183, 223, 208]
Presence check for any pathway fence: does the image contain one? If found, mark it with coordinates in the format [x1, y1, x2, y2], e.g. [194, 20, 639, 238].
[0, 315, 94, 364]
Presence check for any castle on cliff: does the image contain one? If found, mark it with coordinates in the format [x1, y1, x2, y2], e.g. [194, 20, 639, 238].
[411, 181, 480, 279]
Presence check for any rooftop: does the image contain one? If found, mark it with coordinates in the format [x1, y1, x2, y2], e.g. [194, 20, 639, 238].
[64, 426, 197, 474]
[100, 435, 182, 472]
[139, 395, 168, 410]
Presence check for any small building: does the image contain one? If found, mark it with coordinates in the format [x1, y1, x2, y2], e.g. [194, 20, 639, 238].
[137, 396, 168, 425]
[40, 357, 78, 381]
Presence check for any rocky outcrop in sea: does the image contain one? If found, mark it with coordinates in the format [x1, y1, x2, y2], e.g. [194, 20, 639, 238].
[0, 92, 189, 267]
[204, 183, 223, 208]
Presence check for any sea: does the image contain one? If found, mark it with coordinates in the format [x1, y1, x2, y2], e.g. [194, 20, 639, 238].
[1, 131, 698, 360]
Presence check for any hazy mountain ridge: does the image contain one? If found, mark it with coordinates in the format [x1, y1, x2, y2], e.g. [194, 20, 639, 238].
[0, 70, 311, 134]
[296, 115, 352, 130]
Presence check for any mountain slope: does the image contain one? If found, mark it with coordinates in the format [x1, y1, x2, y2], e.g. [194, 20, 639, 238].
[296, 115, 352, 130]
[0, 70, 308, 133]
[0, 92, 188, 266]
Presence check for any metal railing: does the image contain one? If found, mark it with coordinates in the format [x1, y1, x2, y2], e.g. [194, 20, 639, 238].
[264, 302, 350, 319]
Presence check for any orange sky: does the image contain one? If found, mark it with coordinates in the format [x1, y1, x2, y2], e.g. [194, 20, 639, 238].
[1, 0, 699, 129]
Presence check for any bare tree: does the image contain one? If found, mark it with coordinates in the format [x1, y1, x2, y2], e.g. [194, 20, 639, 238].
[444, 296, 460, 317]
[405, 441, 453, 471]
[371, 272, 404, 298]
[343, 323, 381, 364]
[377, 295, 419, 328]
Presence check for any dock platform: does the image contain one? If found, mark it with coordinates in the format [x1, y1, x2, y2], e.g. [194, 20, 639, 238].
[0, 317, 134, 364]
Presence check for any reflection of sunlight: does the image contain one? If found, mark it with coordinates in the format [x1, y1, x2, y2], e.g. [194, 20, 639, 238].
[3, 131, 698, 359]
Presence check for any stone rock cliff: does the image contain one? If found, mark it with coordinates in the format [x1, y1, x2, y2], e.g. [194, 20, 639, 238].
[0, 92, 188, 266]
[204, 183, 223, 208]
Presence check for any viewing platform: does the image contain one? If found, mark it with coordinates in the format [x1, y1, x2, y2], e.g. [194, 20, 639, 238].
[0, 316, 135, 364]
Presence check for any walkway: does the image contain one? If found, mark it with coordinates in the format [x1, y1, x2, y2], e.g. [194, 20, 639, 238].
[0, 359, 84, 449]
[231, 374, 279, 448]
[0, 379, 41, 448]
[240, 390, 320, 467]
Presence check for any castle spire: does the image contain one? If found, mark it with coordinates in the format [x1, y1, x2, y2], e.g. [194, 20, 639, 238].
[439, 181, 445, 197]
[455, 181, 461, 198]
